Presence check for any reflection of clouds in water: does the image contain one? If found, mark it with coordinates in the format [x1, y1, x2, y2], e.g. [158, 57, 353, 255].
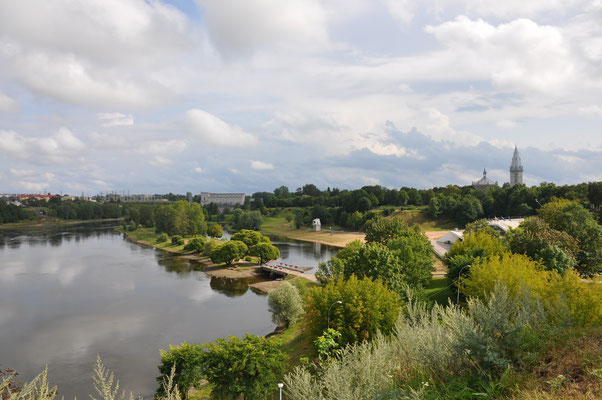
[23, 309, 151, 363]
[0, 260, 27, 283]
[0, 305, 15, 325]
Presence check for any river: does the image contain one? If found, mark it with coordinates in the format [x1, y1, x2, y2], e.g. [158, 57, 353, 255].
[0, 223, 338, 398]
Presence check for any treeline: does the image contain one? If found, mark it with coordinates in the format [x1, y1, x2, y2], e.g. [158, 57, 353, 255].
[0, 202, 29, 223]
[0, 198, 125, 223]
[125, 201, 263, 235]
[249, 181, 602, 226]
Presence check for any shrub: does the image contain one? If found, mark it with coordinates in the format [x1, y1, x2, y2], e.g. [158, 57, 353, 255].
[156, 342, 204, 398]
[304, 275, 401, 347]
[207, 222, 223, 238]
[183, 237, 205, 253]
[127, 221, 137, 231]
[202, 334, 286, 400]
[156, 232, 169, 243]
[171, 235, 183, 245]
[268, 281, 304, 327]
[210, 241, 245, 265]
[462, 253, 602, 327]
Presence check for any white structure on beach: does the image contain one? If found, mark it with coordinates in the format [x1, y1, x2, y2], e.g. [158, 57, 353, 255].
[200, 192, 246, 207]
[312, 218, 322, 231]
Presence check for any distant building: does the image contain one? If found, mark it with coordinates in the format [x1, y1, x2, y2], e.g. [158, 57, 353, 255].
[510, 146, 524, 186]
[312, 218, 322, 231]
[472, 168, 499, 190]
[200, 192, 245, 207]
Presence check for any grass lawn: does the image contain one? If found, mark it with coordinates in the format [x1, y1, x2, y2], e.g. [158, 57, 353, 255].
[384, 208, 457, 231]
[425, 277, 454, 305]
[262, 215, 364, 248]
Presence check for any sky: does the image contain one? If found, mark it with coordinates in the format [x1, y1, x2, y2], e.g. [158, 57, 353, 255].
[0, 0, 601, 195]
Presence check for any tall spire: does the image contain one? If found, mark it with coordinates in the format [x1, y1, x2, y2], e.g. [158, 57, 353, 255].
[510, 146, 523, 186]
[510, 145, 523, 170]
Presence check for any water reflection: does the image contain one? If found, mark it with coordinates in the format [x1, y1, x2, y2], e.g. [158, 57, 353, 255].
[209, 276, 264, 297]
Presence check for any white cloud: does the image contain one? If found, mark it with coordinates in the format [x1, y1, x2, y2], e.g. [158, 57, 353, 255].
[578, 105, 602, 116]
[0, 0, 192, 108]
[198, 0, 329, 56]
[186, 109, 256, 147]
[382, 0, 415, 26]
[0, 128, 85, 163]
[0, 91, 20, 113]
[149, 155, 173, 167]
[194, 167, 204, 173]
[497, 119, 518, 128]
[426, 17, 577, 93]
[98, 113, 134, 127]
[250, 160, 274, 170]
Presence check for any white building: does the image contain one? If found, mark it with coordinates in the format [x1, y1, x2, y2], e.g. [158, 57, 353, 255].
[472, 168, 499, 190]
[312, 218, 322, 231]
[200, 192, 246, 207]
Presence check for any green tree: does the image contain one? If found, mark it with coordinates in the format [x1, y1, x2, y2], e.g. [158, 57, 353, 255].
[207, 222, 223, 238]
[464, 218, 498, 237]
[231, 229, 270, 248]
[303, 275, 401, 347]
[249, 242, 280, 264]
[210, 241, 243, 265]
[267, 281, 304, 327]
[507, 217, 578, 274]
[538, 199, 602, 276]
[202, 334, 286, 400]
[156, 342, 205, 398]
[184, 237, 206, 253]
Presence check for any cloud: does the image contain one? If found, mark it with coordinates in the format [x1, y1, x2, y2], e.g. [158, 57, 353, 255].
[97, 113, 134, 127]
[425, 17, 577, 93]
[0, 128, 85, 164]
[0, 0, 192, 108]
[382, 0, 415, 26]
[197, 0, 329, 56]
[149, 156, 173, 167]
[186, 109, 256, 147]
[250, 160, 274, 170]
[0, 91, 20, 113]
[194, 167, 204, 173]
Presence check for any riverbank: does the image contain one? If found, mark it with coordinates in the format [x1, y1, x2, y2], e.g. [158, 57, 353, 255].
[0, 217, 124, 230]
[121, 227, 321, 290]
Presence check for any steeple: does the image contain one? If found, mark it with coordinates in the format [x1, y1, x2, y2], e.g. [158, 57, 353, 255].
[510, 146, 523, 186]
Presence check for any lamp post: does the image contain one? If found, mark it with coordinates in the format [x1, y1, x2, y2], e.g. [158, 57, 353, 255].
[456, 265, 471, 304]
[278, 383, 283, 400]
[327, 300, 342, 328]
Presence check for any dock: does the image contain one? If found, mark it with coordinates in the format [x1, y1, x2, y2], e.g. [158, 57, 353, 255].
[260, 262, 318, 283]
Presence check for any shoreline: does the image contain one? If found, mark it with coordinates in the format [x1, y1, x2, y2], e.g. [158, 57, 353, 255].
[121, 228, 292, 287]
[0, 217, 124, 230]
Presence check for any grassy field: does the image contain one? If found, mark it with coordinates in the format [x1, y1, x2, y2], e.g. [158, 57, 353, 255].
[425, 277, 454, 305]
[382, 207, 458, 231]
[261, 215, 365, 248]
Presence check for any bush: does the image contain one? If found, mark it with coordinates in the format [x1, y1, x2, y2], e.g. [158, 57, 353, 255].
[249, 242, 280, 264]
[183, 237, 205, 253]
[156, 232, 169, 243]
[207, 222, 223, 238]
[268, 281, 304, 327]
[156, 342, 204, 398]
[127, 221, 137, 231]
[171, 235, 185, 246]
[210, 241, 245, 265]
[304, 275, 401, 348]
[202, 334, 286, 400]
[462, 253, 602, 327]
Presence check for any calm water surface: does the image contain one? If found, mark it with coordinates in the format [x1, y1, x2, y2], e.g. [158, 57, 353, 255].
[0, 223, 338, 398]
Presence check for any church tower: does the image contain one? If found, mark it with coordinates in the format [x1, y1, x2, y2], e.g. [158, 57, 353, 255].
[510, 146, 523, 186]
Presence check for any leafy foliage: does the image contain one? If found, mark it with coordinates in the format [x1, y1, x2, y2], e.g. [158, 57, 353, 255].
[206, 222, 223, 238]
[249, 242, 280, 264]
[210, 240, 246, 265]
[202, 334, 286, 400]
[183, 237, 206, 253]
[156, 342, 205, 398]
[304, 275, 401, 347]
[156, 232, 169, 243]
[267, 281, 304, 327]
[155, 201, 207, 237]
[230, 229, 270, 248]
